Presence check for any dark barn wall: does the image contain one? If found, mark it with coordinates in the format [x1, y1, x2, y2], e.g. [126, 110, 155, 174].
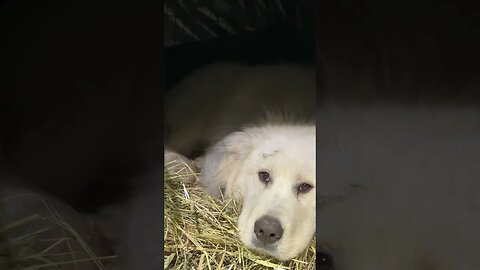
[164, 3, 315, 92]
[2, 0, 479, 212]
[0, 1, 164, 211]
[316, 1, 480, 104]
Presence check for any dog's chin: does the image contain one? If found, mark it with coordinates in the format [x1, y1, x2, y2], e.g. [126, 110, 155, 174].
[239, 233, 297, 262]
[246, 243, 287, 261]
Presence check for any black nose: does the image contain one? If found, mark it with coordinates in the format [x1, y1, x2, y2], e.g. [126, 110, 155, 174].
[254, 215, 284, 245]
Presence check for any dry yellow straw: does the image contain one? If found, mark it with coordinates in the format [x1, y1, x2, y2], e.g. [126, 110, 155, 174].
[164, 160, 316, 270]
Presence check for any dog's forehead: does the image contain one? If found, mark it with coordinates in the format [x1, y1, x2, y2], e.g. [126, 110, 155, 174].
[252, 145, 315, 181]
[258, 132, 314, 154]
[256, 142, 314, 163]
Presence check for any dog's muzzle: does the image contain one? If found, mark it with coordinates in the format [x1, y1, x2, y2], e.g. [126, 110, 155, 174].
[254, 215, 284, 246]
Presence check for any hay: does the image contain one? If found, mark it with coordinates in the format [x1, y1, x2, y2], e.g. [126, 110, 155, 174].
[164, 160, 316, 270]
[0, 192, 115, 270]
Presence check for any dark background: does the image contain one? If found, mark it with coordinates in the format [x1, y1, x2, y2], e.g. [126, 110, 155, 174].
[1, 1, 164, 211]
[1, 0, 479, 214]
[316, 1, 480, 103]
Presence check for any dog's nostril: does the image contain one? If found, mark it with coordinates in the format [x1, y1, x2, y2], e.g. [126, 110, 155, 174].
[254, 215, 284, 245]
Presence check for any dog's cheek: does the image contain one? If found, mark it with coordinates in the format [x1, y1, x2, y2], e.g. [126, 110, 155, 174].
[237, 208, 255, 246]
[243, 182, 262, 206]
[238, 197, 256, 227]
[281, 202, 315, 257]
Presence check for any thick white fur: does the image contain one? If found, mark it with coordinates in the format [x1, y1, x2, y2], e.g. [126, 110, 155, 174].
[163, 62, 316, 261]
[92, 63, 315, 269]
[165, 62, 315, 156]
[199, 124, 316, 261]
[316, 104, 480, 270]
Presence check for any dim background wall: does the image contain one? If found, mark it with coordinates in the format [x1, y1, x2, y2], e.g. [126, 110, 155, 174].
[0, 0, 315, 213]
[2, 0, 479, 214]
[0, 1, 164, 211]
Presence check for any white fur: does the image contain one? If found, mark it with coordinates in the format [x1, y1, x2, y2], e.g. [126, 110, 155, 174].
[199, 124, 316, 261]
[92, 63, 316, 269]
[165, 62, 315, 156]
[163, 62, 316, 261]
[316, 104, 480, 270]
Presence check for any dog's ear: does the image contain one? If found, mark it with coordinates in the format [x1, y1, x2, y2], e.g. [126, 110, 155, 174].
[199, 129, 258, 198]
[222, 130, 257, 160]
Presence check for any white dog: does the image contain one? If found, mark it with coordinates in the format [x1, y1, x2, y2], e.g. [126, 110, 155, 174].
[199, 124, 316, 261]
[92, 63, 315, 269]
[315, 104, 480, 270]
[165, 62, 317, 261]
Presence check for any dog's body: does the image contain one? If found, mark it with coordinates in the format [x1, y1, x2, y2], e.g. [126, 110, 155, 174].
[316, 104, 480, 270]
[164, 62, 315, 158]
[92, 62, 316, 269]
[164, 62, 317, 261]
[99, 58, 480, 269]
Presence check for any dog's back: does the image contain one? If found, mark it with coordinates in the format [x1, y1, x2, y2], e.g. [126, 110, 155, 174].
[165, 63, 315, 158]
[316, 104, 480, 270]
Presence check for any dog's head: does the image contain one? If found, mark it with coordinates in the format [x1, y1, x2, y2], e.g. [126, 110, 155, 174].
[201, 125, 315, 261]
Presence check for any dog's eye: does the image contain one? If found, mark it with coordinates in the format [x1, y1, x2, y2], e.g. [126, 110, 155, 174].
[298, 182, 313, 193]
[258, 171, 271, 183]
[318, 252, 334, 270]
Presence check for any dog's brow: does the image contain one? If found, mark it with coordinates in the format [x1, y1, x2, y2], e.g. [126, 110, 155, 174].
[261, 150, 280, 159]
[296, 174, 309, 182]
